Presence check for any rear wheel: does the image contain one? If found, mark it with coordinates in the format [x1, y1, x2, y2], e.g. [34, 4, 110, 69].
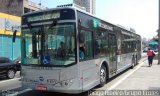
[135, 56, 138, 65]
[7, 69, 15, 79]
[99, 65, 106, 87]
[131, 57, 135, 69]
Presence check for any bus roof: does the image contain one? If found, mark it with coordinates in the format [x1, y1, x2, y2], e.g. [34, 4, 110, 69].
[22, 7, 140, 37]
[22, 7, 114, 26]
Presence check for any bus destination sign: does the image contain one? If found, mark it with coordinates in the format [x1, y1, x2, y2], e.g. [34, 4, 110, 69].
[28, 12, 60, 22]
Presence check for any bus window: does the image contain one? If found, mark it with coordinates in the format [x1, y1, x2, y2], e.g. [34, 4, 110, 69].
[43, 25, 75, 65]
[79, 30, 93, 61]
[79, 31, 85, 44]
[22, 24, 76, 66]
[94, 31, 108, 57]
[57, 41, 66, 58]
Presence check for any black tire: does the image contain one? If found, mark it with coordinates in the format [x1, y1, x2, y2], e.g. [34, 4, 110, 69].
[135, 56, 138, 65]
[131, 57, 135, 69]
[99, 65, 106, 87]
[7, 69, 15, 79]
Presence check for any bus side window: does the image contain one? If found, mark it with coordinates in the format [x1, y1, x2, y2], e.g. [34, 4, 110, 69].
[79, 31, 85, 44]
[95, 40, 100, 55]
[79, 30, 93, 61]
[79, 31, 85, 60]
[79, 43, 85, 60]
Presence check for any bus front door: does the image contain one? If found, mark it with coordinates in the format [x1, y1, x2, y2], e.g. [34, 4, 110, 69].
[79, 30, 99, 91]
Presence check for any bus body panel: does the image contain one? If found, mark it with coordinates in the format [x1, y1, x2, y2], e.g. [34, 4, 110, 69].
[21, 64, 83, 93]
[78, 57, 110, 91]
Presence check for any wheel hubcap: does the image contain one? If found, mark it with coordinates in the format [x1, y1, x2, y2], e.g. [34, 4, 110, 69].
[8, 70, 15, 79]
[100, 68, 105, 82]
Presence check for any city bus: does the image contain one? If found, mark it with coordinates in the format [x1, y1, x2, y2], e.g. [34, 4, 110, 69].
[149, 41, 158, 52]
[20, 7, 141, 93]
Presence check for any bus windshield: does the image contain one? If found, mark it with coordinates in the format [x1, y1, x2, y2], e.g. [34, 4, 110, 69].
[22, 23, 76, 66]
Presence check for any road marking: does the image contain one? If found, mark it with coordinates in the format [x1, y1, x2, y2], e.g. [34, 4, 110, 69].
[0, 78, 20, 84]
[107, 60, 145, 90]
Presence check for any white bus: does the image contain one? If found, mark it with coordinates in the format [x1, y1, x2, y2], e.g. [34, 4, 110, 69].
[20, 7, 141, 93]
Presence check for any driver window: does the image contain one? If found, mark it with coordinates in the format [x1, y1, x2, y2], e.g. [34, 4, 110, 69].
[79, 30, 93, 61]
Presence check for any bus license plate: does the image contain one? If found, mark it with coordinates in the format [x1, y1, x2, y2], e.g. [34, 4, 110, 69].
[36, 86, 47, 91]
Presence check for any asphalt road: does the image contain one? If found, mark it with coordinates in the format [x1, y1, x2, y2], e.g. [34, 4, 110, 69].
[0, 53, 151, 96]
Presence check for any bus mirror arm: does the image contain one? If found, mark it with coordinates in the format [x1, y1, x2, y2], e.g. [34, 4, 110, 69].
[49, 19, 57, 29]
[27, 23, 33, 29]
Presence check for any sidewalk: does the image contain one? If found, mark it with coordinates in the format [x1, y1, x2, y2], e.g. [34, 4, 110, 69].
[113, 55, 160, 91]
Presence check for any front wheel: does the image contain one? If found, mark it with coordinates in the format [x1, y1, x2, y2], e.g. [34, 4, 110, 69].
[7, 69, 16, 79]
[99, 65, 106, 87]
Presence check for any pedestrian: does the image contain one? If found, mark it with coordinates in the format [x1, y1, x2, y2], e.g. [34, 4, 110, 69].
[147, 48, 155, 67]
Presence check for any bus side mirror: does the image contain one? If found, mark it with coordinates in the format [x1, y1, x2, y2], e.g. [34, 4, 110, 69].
[12, 30, 17, 42]
[79, 32, 85, 43]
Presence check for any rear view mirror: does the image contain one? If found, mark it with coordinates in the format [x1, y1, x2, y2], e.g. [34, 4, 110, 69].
[12, 30, 17, 42]
[79, 32, 85, 43]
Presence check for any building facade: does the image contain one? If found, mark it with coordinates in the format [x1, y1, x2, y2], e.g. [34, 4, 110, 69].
[0, 0, 47, 16]
[0, 0, 23, 16]
[0, 0, 46, 60]
[73, 0, 95, 15]
[23, 0, 47, 14]
[0, 13, 21, 60]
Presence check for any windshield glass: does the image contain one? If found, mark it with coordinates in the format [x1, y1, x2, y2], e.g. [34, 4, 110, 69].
[22, 23, 76, 66]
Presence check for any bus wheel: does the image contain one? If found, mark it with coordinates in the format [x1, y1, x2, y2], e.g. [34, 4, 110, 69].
[99, 65, 106, 87]
[135, 56, 138, 65]
[131, 57, 135, 69]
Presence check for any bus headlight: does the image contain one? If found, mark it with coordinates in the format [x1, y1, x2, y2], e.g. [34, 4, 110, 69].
[61, 79, 73, 87]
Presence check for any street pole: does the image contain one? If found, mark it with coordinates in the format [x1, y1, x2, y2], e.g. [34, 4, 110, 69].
[12, 26, 14, 60]
[12, 27, 13, 60]
[12, 41, 14, 60]
[158, 0, 160, 64]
